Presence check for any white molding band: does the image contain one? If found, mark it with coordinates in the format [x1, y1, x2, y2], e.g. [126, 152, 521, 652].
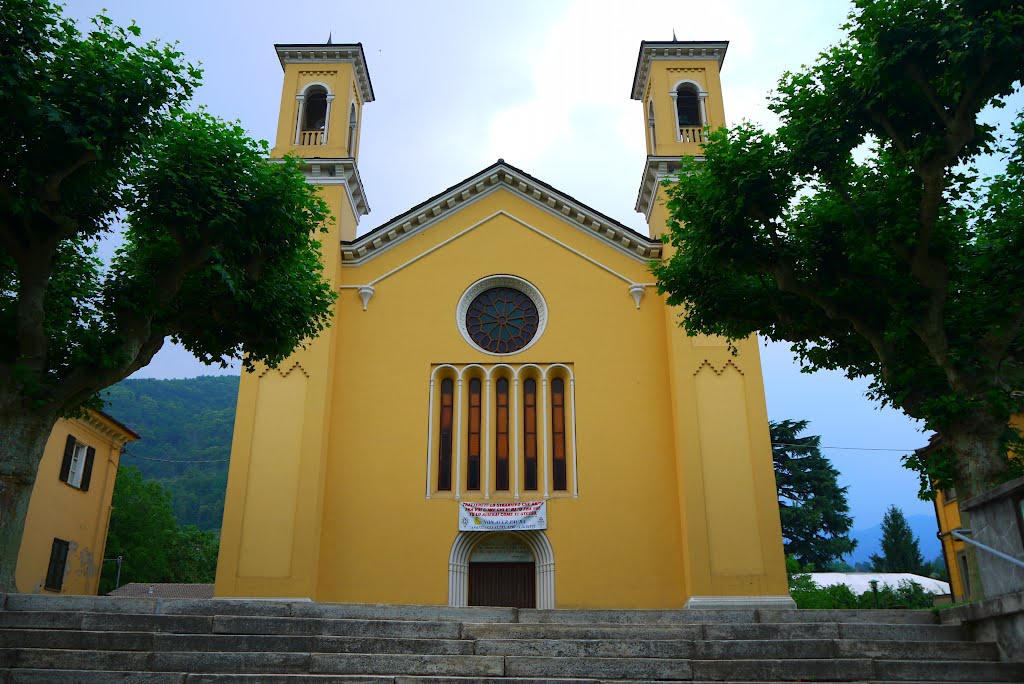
[635, 155, 696, 220]
[630, 41, 729, 101]
[340, 210, 656, 311]
[270, 157, 370, 220]
[448, 529, 555, 609]
[684, 595, 797, 609]
[340, 163, 661, 266]
[275, 44, 375, 103]
[455, 275, 548, 357]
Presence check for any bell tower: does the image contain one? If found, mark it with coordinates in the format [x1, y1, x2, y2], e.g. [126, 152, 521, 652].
[215, 42, 374, 601]
[632, 39, 794, 609]
[632, 40, 728, 237]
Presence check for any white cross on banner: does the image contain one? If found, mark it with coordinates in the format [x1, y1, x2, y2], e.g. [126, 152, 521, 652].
[459, 501, 547, 531]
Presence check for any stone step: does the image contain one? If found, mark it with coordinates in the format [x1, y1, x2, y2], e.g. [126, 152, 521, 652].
[0, 629, 474, 655]
[5, 676, 1023, 684]
[0, 595, 515, 623]
[461, 620, 965, 642]
[7, 595, 942, 627]
[473, 637, 997, 661]
[0, 611, 465, 640]
[9, 648, 1017, 681]
[517, 607, 937, 625]
[0, 610, 215, 634]
[2, 650, 506, 677]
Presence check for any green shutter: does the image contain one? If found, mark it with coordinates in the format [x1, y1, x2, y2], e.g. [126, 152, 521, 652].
[59, 435, 75, 483]
[80, 446, 97, 491]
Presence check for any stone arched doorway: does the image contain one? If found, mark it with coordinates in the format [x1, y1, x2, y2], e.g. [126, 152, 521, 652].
[448, 529, 554, 608]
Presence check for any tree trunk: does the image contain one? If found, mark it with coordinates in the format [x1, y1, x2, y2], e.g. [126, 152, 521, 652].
[0, 400, 59, 593]
[945, 414, 1011, 501]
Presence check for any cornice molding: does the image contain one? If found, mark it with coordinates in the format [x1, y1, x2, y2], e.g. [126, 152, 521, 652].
[631, 40, 729, 101]
[635, 156, 704, 221]
[81, 409, 138, 446]
[341, 162, 661, 265]
[272, 157, 370, 221]
[274, 43, 375, 103]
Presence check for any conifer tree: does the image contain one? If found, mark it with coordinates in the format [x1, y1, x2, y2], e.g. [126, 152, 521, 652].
[869, 505, 927, 574]
[771, 419, 856, 568]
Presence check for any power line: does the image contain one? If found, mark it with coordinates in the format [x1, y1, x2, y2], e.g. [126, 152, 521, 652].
[123, 453, 229, 464]
[772, 442, 916, 453]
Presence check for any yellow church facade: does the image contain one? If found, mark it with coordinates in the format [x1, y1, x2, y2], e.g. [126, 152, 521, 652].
[215, 40, 792, 609]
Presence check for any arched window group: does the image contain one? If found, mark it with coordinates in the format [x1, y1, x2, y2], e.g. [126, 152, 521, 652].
[294, 83, 354, 148]
[429, 364, 577, 499]
[673, 82, 706, 143]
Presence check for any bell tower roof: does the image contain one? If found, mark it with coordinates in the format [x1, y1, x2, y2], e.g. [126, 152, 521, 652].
[274, 43, 375, 103]
[631, 40, 728, 100]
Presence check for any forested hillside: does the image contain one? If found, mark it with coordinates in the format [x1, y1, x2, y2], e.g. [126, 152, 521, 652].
[103, 376, 239, 531]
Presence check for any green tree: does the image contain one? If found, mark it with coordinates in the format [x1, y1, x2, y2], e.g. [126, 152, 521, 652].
[99, 466, 178, 593]
[167, 525, 220, 584]
[869, 505, 927, 574]
[100, 467, 221, 592]
[772, 419, 856, 568]
[652, 0, 1024, 505]
[0, 0, 335, 590]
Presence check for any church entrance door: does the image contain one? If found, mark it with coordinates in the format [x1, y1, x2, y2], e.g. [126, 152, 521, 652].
[466, 533, 536, 608]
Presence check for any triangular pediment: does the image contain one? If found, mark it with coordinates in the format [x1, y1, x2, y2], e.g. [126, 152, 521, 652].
[340, 161, 661, 265]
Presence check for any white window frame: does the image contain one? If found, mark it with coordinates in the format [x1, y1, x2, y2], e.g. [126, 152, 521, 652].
[67, 441, 88, 489]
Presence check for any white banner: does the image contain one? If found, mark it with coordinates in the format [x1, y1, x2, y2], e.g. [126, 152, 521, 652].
[459, 501, 547, 531]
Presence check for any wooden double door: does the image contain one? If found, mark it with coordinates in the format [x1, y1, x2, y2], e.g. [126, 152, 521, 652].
[468, 562, 536, 608]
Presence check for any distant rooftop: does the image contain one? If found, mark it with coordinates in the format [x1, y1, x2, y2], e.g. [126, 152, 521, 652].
[808, 572, 950, 595]
[106, 583, 214, 599]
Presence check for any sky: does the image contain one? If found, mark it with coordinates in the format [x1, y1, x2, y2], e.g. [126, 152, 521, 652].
[65, 0, 942, 532]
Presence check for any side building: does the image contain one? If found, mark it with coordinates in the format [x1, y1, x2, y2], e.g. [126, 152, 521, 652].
[15, 411, 138, 595]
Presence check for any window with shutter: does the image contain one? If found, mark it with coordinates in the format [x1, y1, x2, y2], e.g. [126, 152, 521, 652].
[60, 436, 94, 490]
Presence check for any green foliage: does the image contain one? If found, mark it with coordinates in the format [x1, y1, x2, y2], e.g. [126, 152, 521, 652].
[653, 0, 1024, 500]
[167, 525, 220, 584]
[870, 505, 927, 574]
[99, 466, 219, 593]
[925, 554, 949, 581]
[99, 466, 177, 593]
[772, 419, 856, 568]
[103, 376, 237, 530]
[787, 555, 936, 609]
[0, 0, 334, 588]
[0, 0, 333, 427]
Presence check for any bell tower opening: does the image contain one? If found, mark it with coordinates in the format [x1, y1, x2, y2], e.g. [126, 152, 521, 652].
[301, 85, 328, 142]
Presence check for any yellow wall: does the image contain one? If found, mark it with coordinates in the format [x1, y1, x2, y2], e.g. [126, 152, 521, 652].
[215, 42, 790, 608]
[934, 488, 968, 601]
[16, 412, 136, 595]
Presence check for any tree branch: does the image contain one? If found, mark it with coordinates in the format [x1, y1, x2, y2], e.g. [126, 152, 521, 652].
[39, 150, 98, 203]
[905, 62, 954, 127]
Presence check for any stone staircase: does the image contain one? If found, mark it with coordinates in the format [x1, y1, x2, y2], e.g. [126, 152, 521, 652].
[1, 593, 1021, 683]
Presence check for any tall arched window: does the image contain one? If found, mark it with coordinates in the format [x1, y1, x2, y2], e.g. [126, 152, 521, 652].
[347, 103, 358, 156]
[438, 378, 454, 491]
[523, 378, 538, 491]
[467, 378, 481, 491]
[647, 100, 656, 150]
[303, 87, 328, 131]
[496, 378, 510, 490]
[551, 377, 567, 492]
[675, 83, 701, 127]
